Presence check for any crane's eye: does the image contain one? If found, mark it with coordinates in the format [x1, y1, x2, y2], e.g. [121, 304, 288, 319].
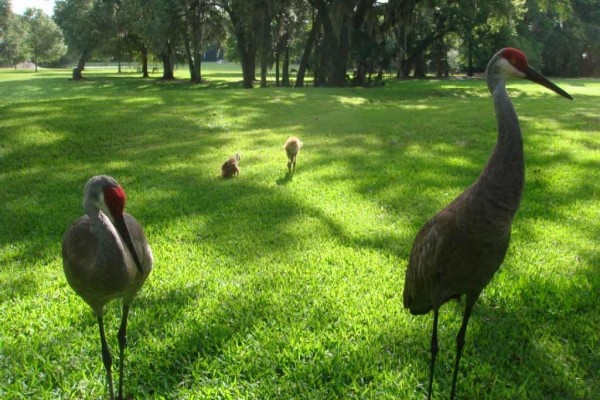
[511, 58, 517, 65]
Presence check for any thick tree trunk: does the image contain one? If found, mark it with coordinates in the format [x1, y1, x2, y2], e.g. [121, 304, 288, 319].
[237, 34, 256, 88]
[161, 43, 175, 80]
[72, 50, 89, 80]
[190, 10, 203, 84]
[240, 47, 255, 88]
[413, 51, 426, 78]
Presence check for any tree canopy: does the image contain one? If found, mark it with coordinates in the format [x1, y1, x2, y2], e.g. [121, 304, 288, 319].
[0, 0, 598, 83]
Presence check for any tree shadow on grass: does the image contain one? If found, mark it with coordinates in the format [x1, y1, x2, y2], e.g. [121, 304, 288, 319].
[395, 272, 598, 399]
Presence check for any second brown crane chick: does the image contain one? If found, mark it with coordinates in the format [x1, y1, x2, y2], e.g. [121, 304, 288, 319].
[221, 153, 241, 178]
[284, 136, 303, 173]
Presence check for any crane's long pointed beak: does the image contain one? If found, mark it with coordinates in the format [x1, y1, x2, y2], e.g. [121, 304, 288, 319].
[113, 215, 145, 274]
[525, 66, 573, 100]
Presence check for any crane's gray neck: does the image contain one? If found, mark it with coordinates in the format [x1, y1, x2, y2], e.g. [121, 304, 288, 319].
[474, 73, 525, 215]
[86, 206, 127, 263]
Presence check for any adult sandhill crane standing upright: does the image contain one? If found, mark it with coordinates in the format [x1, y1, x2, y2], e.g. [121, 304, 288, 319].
[403, 48, 572, 399]
[284, 136, 303, 173]
[62, 175, 153, 400]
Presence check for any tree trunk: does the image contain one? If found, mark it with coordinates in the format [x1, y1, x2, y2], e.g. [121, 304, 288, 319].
[275, 51, 280, 86]
[72, 50, 89, 80]
[413, 51, 426, 78]
[314, 2, 346, 87]
[309, 0, 373, 87]
[467, 40, 473, 77]
[295, 11, 320, 87]
[141, 47, 149, 78]
[281, 46, 290, 87]
[161, 42, 175, 80]
[190, 7, 203, 84]
[183, 30, 194, 79]
[242, 52, 255, 88]
[237, 34, 255, 88]
[260, 59, 268, 87]
[259, 7, 271, 88]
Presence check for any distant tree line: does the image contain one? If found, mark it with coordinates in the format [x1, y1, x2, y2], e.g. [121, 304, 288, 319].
[0, 1, 65, 71]
[0, 0, 598, 85]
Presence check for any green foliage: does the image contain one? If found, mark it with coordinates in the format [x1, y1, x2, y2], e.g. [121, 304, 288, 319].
[22, 8, 66, 70]
[0, 67, 598, 399]
[0, 10, 26, 66]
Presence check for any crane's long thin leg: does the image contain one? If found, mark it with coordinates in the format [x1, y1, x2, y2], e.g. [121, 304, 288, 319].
[450, 293, 479, 400]
[98, 316, 115, 400]
[117, 304, 130, 400]
[427, 308, 440, 400]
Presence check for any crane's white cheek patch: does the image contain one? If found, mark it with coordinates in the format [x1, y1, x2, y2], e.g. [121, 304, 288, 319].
[498, 58, 525, 78]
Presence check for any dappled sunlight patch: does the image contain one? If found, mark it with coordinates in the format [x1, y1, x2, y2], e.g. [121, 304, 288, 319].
[121, 97, 165, 106]
[9, 128, 64, 148]
[266, 92, 307, 105]
[396, 103, 437, 110]
[333, 95, 369, 106]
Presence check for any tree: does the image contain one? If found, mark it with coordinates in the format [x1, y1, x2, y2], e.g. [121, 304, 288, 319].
[23, 8, 65, 71]
[179, 0, 225, 83]
[272, 0, 311, 87]
[306, 0, 377, 87]
[0, 1, 28, 67]
[515, 0, 599, 77]
[54, 0, 116, 78]
[0, 0, 9, 39]
[136, 0, 182, 80]
[295, 6, 320, 87]
[221, 0, 265, 88]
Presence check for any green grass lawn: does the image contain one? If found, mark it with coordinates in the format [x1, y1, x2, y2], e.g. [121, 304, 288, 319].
[0, 64, 598, 399]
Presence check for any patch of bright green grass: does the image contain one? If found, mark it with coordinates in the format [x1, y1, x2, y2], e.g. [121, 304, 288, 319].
[0, 65, 598, 399]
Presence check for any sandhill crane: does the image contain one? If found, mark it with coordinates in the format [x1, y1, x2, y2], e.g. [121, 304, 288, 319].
[62, 175, 153, 400]
[403, 48, 572, 399]
[221, 153, 241, 178]
[284, 136, 303, 173]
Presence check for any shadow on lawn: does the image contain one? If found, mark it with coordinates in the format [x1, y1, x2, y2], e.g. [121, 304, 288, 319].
[394, 261, 599, 399]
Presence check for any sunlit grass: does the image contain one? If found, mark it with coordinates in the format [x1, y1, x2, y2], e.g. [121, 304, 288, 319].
[0, 65, 598, 399]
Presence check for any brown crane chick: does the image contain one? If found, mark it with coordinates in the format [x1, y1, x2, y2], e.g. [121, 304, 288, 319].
[221, 153, 241, 178]
[284, 136, 303, 173]
[62, 175, 153, 400]
[403, 48, 572, 400]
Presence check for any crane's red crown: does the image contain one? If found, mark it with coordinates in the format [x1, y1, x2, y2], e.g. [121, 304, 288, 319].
[500, 48, 528, 73]
[104, 185, 126, 217]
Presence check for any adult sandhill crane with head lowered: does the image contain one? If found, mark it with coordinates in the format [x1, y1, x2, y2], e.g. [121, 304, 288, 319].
[403, 48, 572, 399]
[62, 175, 153, 400]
